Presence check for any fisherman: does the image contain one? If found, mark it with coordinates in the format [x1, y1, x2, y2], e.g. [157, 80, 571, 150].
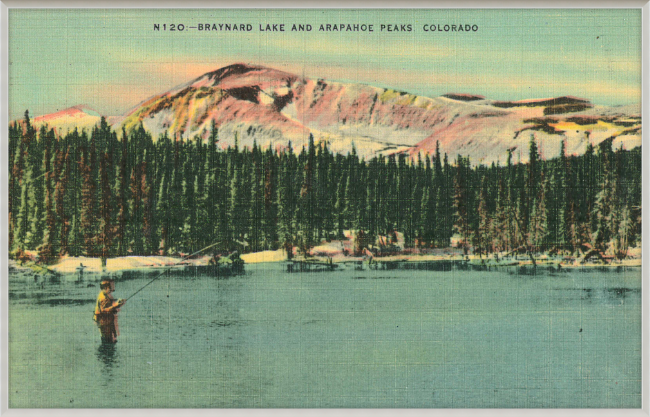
[94, 279, 126, 344]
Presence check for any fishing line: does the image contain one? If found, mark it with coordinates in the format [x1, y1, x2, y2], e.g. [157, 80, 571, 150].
[124, 241, 222, 301]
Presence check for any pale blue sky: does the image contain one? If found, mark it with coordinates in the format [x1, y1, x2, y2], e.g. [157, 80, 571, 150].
[9, 9, 642, 120]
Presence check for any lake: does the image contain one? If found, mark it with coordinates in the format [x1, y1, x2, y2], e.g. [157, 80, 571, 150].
[8, 263, 642, 408]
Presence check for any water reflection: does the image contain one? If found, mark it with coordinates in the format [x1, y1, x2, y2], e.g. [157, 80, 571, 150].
[96, 342, 117, 384]
[548, 286, 641, 306]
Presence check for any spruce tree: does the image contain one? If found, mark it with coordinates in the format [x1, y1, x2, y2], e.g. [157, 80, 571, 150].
[591, 144, 614, 252]
[38, 134, 58, 262]
[113, 128, 129, 256]
[613, 205, 632, 260]
[141, 161, 154, 254]
[13, 161, 31, 251]
[334, 172, 348, 239]
[79, 147, 96, 256]
[228, 156, 246, 247]
[454, 156, 471, 255]
[9, 121, 25, 249]
[55, 148, 70, 255]
[248, 156, 263, 252]
[531, 170, 549, 251]
[167, 141, 184, 253]
[418, 185, 430, 247]
[476, 175, 490, 256]
[262, 145, 278, 249]
[296, 134, 316, 253]
[525, 136, 540, 245]
[128, 163, 143, 255]
[26, 126, 48, 249]
[97, 152, 112, 266]
[276, 150, 295, 258]
[491, 175, 508, 253]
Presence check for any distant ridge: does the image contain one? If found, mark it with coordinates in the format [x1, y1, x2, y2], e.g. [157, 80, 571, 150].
[442, 93, 485, 102]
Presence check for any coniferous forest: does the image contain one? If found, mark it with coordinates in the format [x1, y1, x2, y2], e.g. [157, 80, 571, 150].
[8, 111, 642, 263]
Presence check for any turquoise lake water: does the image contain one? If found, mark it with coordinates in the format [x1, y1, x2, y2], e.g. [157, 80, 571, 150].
[8, 263, 642, 408]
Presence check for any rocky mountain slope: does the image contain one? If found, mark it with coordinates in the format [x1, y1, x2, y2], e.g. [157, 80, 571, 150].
[30, 63, 642, 165]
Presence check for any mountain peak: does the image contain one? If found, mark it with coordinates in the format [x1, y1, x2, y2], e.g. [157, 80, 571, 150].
[188, 63, 299, 91]
[204, 63, 266, 83]
[28, 105, 102, 134]
[34, 105, 100, 122]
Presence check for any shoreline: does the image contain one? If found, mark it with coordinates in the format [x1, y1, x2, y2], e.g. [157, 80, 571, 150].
[8, 249, 642, 278]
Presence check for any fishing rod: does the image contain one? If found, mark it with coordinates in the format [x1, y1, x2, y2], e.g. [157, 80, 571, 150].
[124, 241, 222, 302]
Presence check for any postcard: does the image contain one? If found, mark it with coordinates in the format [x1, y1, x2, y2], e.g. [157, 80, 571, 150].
[6, 8, 643, 408]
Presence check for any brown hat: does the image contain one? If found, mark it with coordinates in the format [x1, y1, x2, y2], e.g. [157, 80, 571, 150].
[100, 279, 114, 288]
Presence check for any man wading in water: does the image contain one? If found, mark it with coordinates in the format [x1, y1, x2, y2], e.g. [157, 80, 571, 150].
[94, 279, 126, 343]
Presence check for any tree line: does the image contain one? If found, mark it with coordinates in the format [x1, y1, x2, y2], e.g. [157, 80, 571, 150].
[8, 111, 641, 263]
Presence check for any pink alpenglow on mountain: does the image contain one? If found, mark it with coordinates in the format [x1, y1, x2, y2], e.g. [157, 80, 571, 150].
[28, 64, 642, 165]
[32, 105, 102, 134]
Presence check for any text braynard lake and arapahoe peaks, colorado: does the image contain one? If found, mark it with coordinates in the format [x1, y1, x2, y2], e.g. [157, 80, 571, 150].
[153, 22, 480, 32]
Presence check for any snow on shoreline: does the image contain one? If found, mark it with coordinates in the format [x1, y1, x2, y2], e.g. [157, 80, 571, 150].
[40, 250, 641, 276]
[49, 255, 192, 274]
[45, 250, 288, 274]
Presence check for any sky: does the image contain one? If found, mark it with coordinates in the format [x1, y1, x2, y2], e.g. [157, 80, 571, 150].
[8, 8, 642, 120]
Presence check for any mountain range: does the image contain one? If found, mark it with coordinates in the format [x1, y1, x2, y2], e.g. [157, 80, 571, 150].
[29, 63, 641, 165]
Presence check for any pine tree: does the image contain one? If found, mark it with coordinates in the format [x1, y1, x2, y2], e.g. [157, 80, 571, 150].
[38, 131, 58, 262]
[321, 143, 336, 241]
[128, 163, 143, 255]
[491, 175, 508, 253]
[276, 150, 295, 258]
[503, 149, 516, 251]
[167, 141, 184, 253]
[475, 175, 491, 257]
[454, 156, 471, 255]
[97, 152, 112, 266]
[556, 140, 572, 253]
[196, 151, 213, 250]
[141, 161, 154, 254]
[531, 171, 549, 251]
[397, 154, 415, 247]
[262, 145, 278, 249]
[418, 185, 430, 247]
[25, 126, 49, 249]
[9, 121, 26, 249]
[334, 172, 348, 239]
[525, 136, 540, 246]
[613, 205, 632, 260]
[432, 142, 445, 246]
[439, 153, 454, 247]
[579, 143, 597, 246]
[591, 144, 614, 252]
[55, 148, 71, 255]
[228, 155, 245, 246]
[364, 169, 378, 247]
[248, 155, 263, 252]
[156, 160, 171, 254]
[214, 152, 229, 248]
[296, 134, 316, 253]
[113, 128, 129, 256]
[79, 147, 96, 256]
[13, 148, 31, 251]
